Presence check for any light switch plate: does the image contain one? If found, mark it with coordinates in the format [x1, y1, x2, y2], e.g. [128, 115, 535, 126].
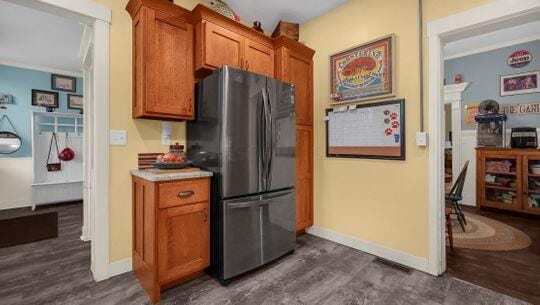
[161, 122, 172, 146]
[110, 130, 127, 146]
[416, 132, 428, 147]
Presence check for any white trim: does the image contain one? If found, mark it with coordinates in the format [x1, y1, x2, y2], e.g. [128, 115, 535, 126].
[427, 0, 540, 277]
[78, 25, 93, 60]
[307, 226, 429, 272]
[0, 59, 82, 77]
[90, 18, 111, 282]
[444, 34, 540, 60]
[109, 258, 133, 278]
[444, 82, 469, 185]
[5, 0, 111, 23]
[0, 200, 31, 210]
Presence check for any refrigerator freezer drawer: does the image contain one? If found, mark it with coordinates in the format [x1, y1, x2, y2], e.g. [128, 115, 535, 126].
[222, 189, 296, 281]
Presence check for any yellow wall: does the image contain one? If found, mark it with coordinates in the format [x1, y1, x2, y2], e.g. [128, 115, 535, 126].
[93, 0, 199, 262]
[300, 0, 494, 259]
[94, 0, 495, 263]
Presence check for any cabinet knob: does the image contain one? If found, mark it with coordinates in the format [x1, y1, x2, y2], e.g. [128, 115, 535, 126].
[177, 190, 195, 198]
[246, 61, 249, 71]
[204, 208, 208, 222]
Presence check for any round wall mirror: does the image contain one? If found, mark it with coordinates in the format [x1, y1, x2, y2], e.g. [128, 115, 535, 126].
[0, 131, 22, 154]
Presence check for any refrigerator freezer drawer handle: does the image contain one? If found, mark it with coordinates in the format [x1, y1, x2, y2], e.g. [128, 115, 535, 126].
[177, 190, 195, 198]
[227, 201, 259, 209]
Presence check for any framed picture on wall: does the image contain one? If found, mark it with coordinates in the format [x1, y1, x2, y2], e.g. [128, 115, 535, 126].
[330, 34, 395, 104]
[51, 74, 77, 92]
[500, 70, 539, 96]
[68, 94, 84, 110]
[32, 89, 59, 108]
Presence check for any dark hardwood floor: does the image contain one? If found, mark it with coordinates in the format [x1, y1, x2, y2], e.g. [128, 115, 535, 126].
[0, 202, 530, 305]
[446, 206, 540, 304]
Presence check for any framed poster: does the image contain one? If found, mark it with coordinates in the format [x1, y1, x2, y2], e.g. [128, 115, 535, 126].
[51, 74, 77, 92]
[326, 99, 405, 160]
[330, 34, 395, 104]
[464, 104, 479, 126]
[68, 94, 84, 110]
[32, 89, 59, 108]
[500, 70, 539, 96]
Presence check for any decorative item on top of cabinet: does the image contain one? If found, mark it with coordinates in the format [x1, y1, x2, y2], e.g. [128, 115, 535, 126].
[126, 0, 194, 121]
[192, 4, 275, 79]
[271, 20, 299, 41]
[252, 21, 264, 34]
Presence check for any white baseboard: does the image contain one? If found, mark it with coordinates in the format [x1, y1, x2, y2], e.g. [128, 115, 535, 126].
[108, 257, 132, 278]
[306, 226, 429, 273]
[0, 200, 31, 211]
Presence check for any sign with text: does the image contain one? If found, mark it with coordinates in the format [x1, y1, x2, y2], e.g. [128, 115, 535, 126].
[502, 102, 540, 115]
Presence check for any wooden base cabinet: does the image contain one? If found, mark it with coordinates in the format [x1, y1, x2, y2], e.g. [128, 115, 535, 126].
[127, 0, 195, 120]
[296, 125, 313, 231]
[132, 176, 210, 303]
[477, 148, 540, 215]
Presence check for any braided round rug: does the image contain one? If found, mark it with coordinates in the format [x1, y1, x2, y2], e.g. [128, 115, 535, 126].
[450, 212, 532, 251]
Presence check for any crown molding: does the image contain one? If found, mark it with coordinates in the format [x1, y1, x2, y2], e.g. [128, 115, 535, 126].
[0, 60, 83, 78]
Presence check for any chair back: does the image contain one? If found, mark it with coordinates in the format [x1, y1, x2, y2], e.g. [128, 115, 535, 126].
[449, 160, 469, 198]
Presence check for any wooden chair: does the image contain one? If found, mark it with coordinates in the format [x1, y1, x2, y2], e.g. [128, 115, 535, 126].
[445, 207, 454, 250]
[446, 160, 469, 231]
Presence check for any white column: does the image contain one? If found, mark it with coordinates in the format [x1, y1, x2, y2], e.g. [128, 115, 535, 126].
[444, 82, 470, 184]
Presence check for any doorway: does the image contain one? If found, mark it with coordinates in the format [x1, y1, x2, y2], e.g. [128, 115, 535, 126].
[0, 0, 111, 281]
[428, 0, 540, 303]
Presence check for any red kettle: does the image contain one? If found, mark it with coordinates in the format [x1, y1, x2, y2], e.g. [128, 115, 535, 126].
[59, 133, 75, 161]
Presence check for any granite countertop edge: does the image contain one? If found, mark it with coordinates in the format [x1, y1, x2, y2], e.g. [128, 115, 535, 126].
[130, 169, 213, 182]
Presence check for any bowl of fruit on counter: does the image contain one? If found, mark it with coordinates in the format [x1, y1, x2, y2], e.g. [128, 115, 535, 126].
[151, 143, 192, 169]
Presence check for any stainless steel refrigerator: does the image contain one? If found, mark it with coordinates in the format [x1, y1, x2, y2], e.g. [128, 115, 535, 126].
[187, 66, 296, 283]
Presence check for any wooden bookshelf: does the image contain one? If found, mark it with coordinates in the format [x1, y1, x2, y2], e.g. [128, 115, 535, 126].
[477, 148, 540, 215]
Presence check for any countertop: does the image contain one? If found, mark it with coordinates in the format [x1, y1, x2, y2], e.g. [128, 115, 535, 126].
[130, 169, 213, 182]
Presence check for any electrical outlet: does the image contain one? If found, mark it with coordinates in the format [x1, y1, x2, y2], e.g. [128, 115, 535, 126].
[162, 122, 172, 146]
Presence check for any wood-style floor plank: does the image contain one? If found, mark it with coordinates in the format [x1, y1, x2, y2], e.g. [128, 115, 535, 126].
[0, 202, 530, 305]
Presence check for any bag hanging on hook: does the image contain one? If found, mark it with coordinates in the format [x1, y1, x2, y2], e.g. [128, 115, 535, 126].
[58, 132, 75, 161]
[46, 132, 61, 172]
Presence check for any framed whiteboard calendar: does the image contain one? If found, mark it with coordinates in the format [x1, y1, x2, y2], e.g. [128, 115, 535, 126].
[325, 99, 405, 160]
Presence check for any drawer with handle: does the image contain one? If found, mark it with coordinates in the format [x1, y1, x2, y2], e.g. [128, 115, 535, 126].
[158, 178, 210, 208]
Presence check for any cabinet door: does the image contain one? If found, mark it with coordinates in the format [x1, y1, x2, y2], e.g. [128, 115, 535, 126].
[296, 125, 313, 231]
[145, 10, 194, 119]
[523, 155, 540, 215]
[200, 21, 244, 70]
[158, 201, 210, 283]
[244, 39, 274, 77]
[278, 48, 313, 125]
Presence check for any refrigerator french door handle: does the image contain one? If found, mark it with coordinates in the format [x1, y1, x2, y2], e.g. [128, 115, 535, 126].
[260, 89, 268, 191]
[261, 88, 271, 191]
[265, 86, 273, 190]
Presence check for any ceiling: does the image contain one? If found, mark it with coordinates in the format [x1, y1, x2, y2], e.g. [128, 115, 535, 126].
[0, 0, 84, 73]
[224, 0, 350, 33]
[444, 21, 540, 60]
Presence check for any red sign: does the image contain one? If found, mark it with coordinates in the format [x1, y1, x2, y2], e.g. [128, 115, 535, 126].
[507, 50, 532, 68]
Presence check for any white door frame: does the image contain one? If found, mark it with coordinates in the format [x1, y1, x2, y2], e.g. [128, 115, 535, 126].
[5, 0, 112, 281]
[427, 0, 540, 275]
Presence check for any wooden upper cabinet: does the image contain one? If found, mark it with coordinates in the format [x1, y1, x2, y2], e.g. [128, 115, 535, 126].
[196, 20, 244, 71]
[244, 39, 274, 77]
[274, 38, 314, 126]
[128, 1, 194, 121]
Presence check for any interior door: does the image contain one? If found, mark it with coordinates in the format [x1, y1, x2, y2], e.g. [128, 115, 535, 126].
[222, 195, 262, 280]
[267, 78, 296, 192]
[221, 67, 266, 198]
[260, 189, 296, 264]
